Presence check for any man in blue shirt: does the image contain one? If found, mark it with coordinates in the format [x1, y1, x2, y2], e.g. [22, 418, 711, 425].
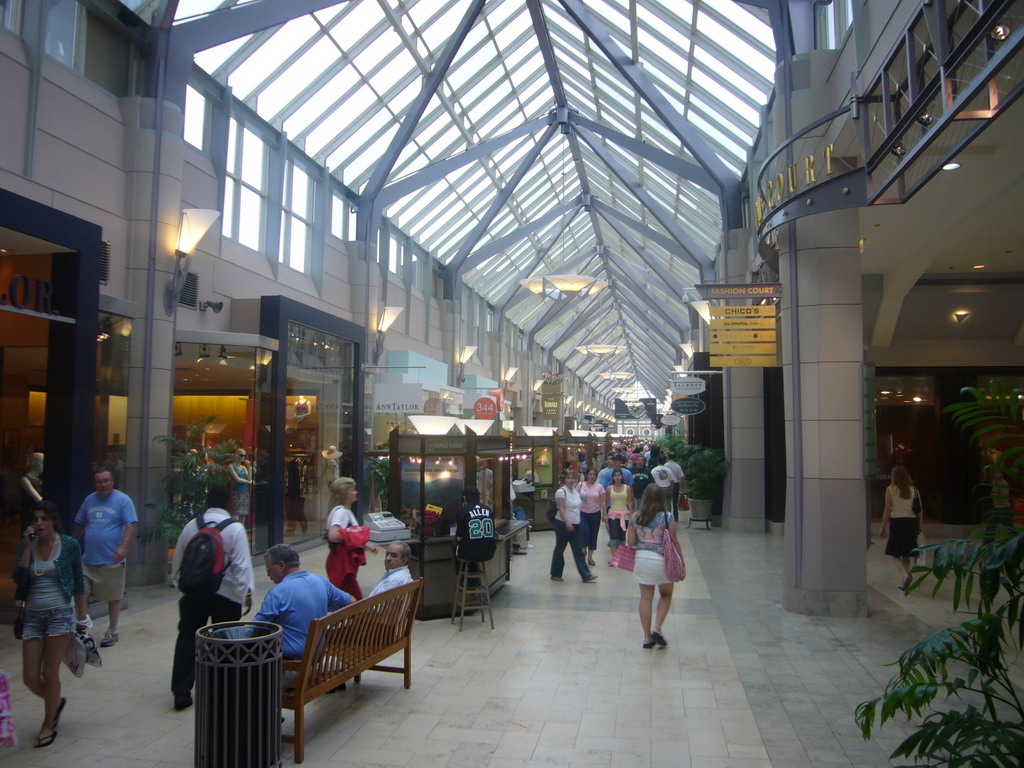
[255, 544, 351, 659]
[73, 467, 138, 647]
[597, 455, 633, 489]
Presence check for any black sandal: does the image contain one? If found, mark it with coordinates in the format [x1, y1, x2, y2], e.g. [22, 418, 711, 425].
[642, 640, 656, 649]
[651, 632, 667, 647]
[53, 697, 67, 730]
[34, 731, 58, 748]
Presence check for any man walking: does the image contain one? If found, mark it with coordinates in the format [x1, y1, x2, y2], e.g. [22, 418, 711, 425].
[73, 467, 138, 647]
[169, 484, 254, 711]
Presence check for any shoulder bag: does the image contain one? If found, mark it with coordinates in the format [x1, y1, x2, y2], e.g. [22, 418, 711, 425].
[662, 513, 686, 582]
[610, 544, 636, 571]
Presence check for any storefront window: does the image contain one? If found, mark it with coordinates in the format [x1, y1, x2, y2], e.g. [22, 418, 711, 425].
[284, 322, 355, 544]
[173, 342, 273, 551]
[0, 292, 50, 602]
[95, 313, 131, 486]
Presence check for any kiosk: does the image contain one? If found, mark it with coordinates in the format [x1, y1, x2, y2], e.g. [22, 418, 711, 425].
[386, 421, 526, 619]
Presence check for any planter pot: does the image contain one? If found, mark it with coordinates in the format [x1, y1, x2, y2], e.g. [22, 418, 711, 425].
[687, 497, 713, 520]
[541, 384, 562, 395]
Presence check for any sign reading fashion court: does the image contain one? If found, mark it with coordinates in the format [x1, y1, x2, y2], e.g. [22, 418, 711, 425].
[696, 283, 782, 300]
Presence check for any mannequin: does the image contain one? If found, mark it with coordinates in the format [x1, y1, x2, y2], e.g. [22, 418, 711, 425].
[20, 452, 44, 512]
[228, 448, 253, 521]
[322, 445, 341, 485]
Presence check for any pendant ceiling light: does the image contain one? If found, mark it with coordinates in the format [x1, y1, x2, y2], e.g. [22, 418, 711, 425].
[575, 344, 626, 355]
[599, 371, 633, 379]
[521, 137, 606, 298]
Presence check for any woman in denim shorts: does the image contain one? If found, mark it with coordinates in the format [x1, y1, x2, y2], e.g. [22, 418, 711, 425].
[13, 500, 86, 748]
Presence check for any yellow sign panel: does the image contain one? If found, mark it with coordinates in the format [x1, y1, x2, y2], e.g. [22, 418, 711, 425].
[710, 342, 777, 355]
[709, 305, 777, 318]
[709, 317, 777, 330]
[711, 354, 780, 367]
[709, 330, 777, 343]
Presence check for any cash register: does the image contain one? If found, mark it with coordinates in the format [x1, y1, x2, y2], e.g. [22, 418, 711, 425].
[365, 511, 411, 542]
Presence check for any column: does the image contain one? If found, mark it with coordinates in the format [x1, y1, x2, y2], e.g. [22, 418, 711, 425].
[723, 367, 766, 532]
[780, 211, 867, 617]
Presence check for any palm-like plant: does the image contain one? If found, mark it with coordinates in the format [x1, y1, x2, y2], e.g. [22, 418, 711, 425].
[139, 416, 238, 544]
[855, 381, 1024, 766]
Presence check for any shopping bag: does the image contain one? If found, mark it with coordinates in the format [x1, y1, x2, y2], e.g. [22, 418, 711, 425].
[0, 670, 16, 748]
[662, 526, 686, 582]
[63, 630, 102, 678]
[609, 545, 636, 571]
[915, 531, 927, 567]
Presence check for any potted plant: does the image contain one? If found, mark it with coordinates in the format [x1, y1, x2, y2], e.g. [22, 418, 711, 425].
[139, 416, 238, 546]
[365, 456, 390, 513]
[683, 447, 728, 519]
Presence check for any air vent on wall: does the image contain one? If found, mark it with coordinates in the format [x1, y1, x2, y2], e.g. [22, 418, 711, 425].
[99, 240, 111, 285]
[179, 271, 199, 309]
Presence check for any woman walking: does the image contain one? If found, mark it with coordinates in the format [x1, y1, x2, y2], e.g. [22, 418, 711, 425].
[550, 470, 598, 583]
[606, 468, 634, 562]
[325, 477, 378, 599]
[879, 465, 922, 591]
[578, 467, 606, 566]
[13, 500, 87, 748]
[626, 486, 681, 649]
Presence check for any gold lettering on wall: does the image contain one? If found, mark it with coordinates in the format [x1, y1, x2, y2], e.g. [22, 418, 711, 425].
[824, 143, 835, 175]
[775, 173, 785, 204]
[787, 163, 798, 193]
[804, 155, 816, 185]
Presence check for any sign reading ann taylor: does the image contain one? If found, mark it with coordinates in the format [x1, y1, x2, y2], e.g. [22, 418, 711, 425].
[669, 376, 705, 395]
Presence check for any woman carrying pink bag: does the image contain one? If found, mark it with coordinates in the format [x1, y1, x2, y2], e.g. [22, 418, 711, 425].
[626, 486, 682, 649]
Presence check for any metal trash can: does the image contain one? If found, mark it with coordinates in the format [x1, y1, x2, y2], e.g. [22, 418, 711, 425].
[195, 621, 282, 768]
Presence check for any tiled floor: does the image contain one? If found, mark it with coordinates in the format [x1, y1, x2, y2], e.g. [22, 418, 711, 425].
[0, 525, 984, 767]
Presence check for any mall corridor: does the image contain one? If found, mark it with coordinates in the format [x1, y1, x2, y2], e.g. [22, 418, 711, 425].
[0, 524, 967, 767]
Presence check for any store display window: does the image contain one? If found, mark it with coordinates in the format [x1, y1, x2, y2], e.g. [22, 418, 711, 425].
[94, 313, 131, 486]
[283, 322, 356, 545]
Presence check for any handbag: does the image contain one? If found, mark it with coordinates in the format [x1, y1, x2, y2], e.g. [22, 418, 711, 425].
[679, 495, 690, 512]
[662, 514, 685, 582]
[911, 489, 921, 514]
[915, 531, 927, 567]
[12, 607, 23, 641]
[610, 545, 636, 571]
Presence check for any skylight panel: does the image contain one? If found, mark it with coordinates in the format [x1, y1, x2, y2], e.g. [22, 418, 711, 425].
[227, 16, 320, 100]
[303, 86, 375, 157]
[690, 66, 761, 125]
[257, 36, 340, 120]
[448, 42, 497, 93]
[174, 0, 231, 22]
[284, 66, 360, 139]
[194, 35, 252, 74]
[352, 25, 404, 77]
[696, 10, 775, 79]
[365, 47, 417, 100]
[684, 111, 744, 161]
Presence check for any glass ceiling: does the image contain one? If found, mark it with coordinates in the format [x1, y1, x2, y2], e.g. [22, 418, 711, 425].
[149, 0, 776, 397]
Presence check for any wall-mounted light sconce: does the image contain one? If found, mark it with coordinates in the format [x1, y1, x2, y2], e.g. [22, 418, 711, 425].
[96, 317, 113, 342]
[533, 379, 543, 392]
[679, 342, 695, 358]
[953, 310, 971, 323]
[373, 306, 404, 365]
[199, 300, 224, 313]
[503, 366, 519, 382]
[197, 343, 210, 361]
[218, 345, 229, 365]
[165, 208, 220, 315]
[456, 345, 477, 384]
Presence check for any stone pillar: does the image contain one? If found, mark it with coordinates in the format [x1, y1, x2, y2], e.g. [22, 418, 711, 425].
[723, 367, 766, 532]
[121, 96, 187, 585]
[780, 211, 867, 617]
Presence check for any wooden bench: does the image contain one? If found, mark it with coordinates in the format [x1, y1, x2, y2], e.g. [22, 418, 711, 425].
[282, 578, 423, 763]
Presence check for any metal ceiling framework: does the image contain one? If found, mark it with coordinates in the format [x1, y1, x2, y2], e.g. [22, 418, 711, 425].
[145, 0, 777, 403]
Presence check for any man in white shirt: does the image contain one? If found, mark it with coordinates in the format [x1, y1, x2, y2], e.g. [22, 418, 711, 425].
[664, 452, 685, 520]
[169, 484, 255, 711]
[368, 541, 414, 597]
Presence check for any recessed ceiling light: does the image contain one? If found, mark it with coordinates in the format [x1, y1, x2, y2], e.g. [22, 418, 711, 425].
[973, 264, 985, 269]
[942, 162, 961, 171]
[912, 396, 923, 402]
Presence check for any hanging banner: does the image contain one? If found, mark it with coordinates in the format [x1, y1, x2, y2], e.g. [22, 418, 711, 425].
[670, 398, 706, 415]
[669, 376, 706, 395]
[542, 392, 561, 418]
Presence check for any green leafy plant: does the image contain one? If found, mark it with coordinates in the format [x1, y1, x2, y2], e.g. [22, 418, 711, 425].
[855, 381, 1024, 766]
[683, 447, 728, 500]
[139, 416, 238, 544]
[365, 456, 390, 512]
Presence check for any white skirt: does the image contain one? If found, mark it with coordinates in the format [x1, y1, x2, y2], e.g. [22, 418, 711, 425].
[632, 550, 669, 586]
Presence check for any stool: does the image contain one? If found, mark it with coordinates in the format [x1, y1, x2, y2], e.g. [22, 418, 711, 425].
[451, 558, 494, 631]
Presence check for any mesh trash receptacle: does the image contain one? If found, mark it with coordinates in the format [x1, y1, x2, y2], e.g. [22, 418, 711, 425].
[195, 621, 282, 768]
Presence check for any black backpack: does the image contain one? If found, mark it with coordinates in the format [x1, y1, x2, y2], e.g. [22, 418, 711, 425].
[177, 514, 236, 596]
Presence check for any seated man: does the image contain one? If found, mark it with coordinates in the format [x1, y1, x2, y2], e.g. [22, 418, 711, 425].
[368, 541, 414, 597]
[254, 543, 351, 659]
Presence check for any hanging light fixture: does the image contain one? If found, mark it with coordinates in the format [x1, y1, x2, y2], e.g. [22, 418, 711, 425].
[576, 344, 626, 355]
[520, 136, 607, 298]
[599, 371, 632, 379]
